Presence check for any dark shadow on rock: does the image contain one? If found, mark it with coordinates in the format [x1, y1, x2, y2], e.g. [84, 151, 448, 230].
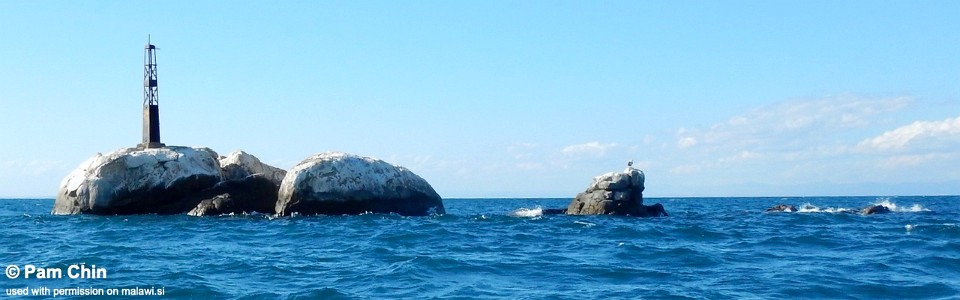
[542, 208, 567, 215]
[95, 174, 222, 215]
[186, 174, 279, 216]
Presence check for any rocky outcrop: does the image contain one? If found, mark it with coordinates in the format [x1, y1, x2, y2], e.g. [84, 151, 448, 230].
[275, 152, 444, 216]
[53, 146, 223, 215]
[565, 167, 667, 217]
[54, 146, 290, 216]
[219, 150, 286, 186]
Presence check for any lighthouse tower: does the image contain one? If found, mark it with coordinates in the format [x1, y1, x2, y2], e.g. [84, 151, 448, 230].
[141, 37, 164, 149]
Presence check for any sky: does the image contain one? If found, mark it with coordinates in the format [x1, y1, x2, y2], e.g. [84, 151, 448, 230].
[1, 1, 959, 198]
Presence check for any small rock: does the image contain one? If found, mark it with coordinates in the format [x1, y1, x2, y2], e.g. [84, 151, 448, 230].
[765, 204, 797, 213]
[188, 194, 235, 217]
[219, 150, 286, 187]
[861, 205, 892, 215]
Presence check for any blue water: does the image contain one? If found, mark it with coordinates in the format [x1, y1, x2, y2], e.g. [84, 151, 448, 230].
[1, 196, 958, 299]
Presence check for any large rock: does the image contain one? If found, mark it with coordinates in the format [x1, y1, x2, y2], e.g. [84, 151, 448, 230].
[275, 152, 444, 216]
[219, 150, 286, 186]
[565, 167, 667, 217]
[53, 146, 223, 215]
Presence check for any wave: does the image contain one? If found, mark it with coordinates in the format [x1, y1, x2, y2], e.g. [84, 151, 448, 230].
[797, 203, 855, 213]
[509, 206, 543, 218]
[797, 198, 931, 214]
[904, 223, 957, 232]
[873, 198, 930, 212]
[573, 220, 596, 227]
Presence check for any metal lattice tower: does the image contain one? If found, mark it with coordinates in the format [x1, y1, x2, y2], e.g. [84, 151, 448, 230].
[141, 36, 164, 148]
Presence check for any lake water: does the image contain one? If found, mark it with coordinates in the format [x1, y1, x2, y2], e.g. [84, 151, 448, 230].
[1, 196, 958, 299]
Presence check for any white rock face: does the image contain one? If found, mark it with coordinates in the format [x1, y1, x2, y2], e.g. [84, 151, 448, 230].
[276, 152, 444, 216]
[219, 150, 286, 186]
[53, 146, 223, 215]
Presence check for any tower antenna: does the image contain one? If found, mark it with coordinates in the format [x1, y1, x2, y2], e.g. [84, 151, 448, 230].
[141, 37, 164, 148]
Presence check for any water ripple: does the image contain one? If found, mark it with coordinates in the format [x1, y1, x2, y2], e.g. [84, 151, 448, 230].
[1, 196, 958, 299]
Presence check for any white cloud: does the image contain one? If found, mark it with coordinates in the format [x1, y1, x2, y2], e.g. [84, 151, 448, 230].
[677, 137, 698, 149]
[515, 162, 544, 171]
[876, 154, 943, 169]
[858, 116, 960, 151]
[670, 164, 701, 174]
[507, 142, 538, 160]
[561, 141, 618, 157]
[673, 95, 911, 154]
[658, 95, 919, 186]
[719, 151, 763, 164]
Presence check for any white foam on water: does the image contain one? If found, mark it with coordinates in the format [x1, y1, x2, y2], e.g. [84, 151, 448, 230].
[828, 207, 855, 213]
[510, 206, 544, 218]
[797, 203, 819, 213]
[797, 203, 853, 213]
[904, 223, 955, 234]
[574, 220, 596, 227]
[874, 198, 899, 211]
[872, 198, 931, 212]
[903, 204, 930, 212]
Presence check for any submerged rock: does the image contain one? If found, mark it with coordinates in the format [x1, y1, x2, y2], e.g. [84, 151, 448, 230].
[861, 204, 892, 215]
[762, 203, 893, 215]
[643, 203, 668, 217]
[275, 152, 444, 216]
[53, 146, 223, 215]
[542, 208, 567, 215]
[565, 166, 666, 217]
[765, 204, 797, 213]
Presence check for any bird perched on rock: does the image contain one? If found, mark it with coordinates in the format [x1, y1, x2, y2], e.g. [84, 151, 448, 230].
[625, 160, 634, 173]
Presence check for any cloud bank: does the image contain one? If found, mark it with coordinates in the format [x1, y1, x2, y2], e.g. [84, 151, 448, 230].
[858, 116, 960, 151]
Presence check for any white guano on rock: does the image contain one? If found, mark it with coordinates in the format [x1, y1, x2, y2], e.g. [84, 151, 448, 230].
[53, 146, 223, 215]
[276, 152, 444, 216]
[219, 150, 287, 186]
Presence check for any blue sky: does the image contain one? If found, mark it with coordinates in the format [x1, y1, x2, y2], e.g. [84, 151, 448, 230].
[1, 1, 959, 198]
